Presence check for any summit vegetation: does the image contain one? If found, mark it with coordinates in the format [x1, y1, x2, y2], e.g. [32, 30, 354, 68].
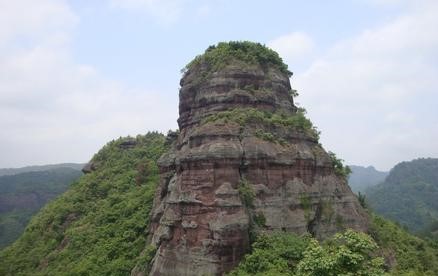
[183, 41, 292, 76]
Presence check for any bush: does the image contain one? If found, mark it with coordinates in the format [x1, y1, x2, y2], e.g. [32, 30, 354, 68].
[328, 151, 352, 179]
[229, 230, 385, 276]
[229, 232, 310, 275]
[238, 179, 255, 208]
[296, 230, 385, 276]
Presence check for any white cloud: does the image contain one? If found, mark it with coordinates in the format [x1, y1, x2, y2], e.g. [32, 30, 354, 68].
[0, 0, 178, 167]
[294, 1, 438, 170]
[268, 32, 314, 65]
[0, 0, 77, 46]
[109, 0, 186, 24]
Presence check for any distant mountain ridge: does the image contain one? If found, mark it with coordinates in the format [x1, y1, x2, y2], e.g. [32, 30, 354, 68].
[348, 165, 388, 193]
[0, 165, 83, 248]
[365, 158, 438, 232]
[0, 163, 84, 177]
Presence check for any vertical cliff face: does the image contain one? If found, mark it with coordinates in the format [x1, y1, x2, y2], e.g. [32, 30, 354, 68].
[147, 42, 368, 276]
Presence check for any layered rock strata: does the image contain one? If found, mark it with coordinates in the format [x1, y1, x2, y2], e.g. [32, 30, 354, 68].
[146, 50, 368, 275]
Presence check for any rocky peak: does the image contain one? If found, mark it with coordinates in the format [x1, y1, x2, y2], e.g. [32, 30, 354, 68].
[144, 42, 368, 276]
[178, 41, 296, 130]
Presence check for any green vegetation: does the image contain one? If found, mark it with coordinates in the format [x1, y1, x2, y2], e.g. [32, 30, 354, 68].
[296, 230, 385, 276]
[183, 41, 292, 77]
[357, 192, 368, 209]
[370, 214, 438, 275]
[0, 132, 167, 276]
[253, 212, 266, 227]
[229, 232, 310, 276]
[366, 158, 438, 232]
[238, 178, 255, 208]
[320, 200, 335, 222]
[328, 151, 352, 179]
[0, 210, 34, 249]
[203, 107, 320, 141]
[254, 129, 288, 145]
[299, 194, 312, 222]
[131, 244, 157, 275]
[229, 230, 385, 276]
[1, 135, 437, 276]
[231, 214, 438, 276]
[0, 168, 82, 248]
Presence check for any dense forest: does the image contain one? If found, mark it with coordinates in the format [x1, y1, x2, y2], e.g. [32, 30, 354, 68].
[365, 158, 438, 233]
[0, 167, 82, 248]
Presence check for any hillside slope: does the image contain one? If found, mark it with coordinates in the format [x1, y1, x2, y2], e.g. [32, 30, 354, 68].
[0, 132, 167, 275]
[348, 165, 388, 193]
[0, 167, 82, 248]
[366, 158, 438, 232]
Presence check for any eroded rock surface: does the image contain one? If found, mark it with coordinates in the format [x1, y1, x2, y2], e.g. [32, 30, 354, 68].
[145, 49, 368, 276]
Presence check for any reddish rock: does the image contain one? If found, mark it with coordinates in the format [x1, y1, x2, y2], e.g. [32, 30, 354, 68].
[144, 47, 368, 276]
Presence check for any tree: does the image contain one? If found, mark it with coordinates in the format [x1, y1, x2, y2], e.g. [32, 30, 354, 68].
[296, 230, 385, 276]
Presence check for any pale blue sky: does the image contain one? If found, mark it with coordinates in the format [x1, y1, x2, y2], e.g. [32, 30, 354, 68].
[0, 0, 437, 170]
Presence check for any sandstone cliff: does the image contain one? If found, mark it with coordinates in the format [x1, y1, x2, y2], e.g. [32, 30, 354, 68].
[145, 42, 368, 275]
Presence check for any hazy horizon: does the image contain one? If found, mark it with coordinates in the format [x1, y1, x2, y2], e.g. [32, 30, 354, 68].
[1, 0, 437, 171]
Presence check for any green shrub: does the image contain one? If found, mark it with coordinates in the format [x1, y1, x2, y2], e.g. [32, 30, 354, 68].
[229, 232, 310, 275]
[296, 230, 385, 276]
[230, 230, 384, 276]
[253, 212, 266, 227]
[238, 179, 255, 208]
[328, 151, 352, 179]
[300, 194, 312, 222]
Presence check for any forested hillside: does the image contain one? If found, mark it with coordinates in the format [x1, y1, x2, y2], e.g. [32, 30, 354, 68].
[366, 158, 438, 232]
[0, 132, 167, 275]
[0, 168, 82, 248]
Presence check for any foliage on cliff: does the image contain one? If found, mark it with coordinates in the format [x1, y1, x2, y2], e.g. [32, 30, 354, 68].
[183, 41, 292, 76]
[328, 151, 352, 179]
[229, 229, 385, 276]
[366, 158, 438, 232]
[230, 214, 438, 276]
[0, 132, 167, 276]
[202, 107, 320, 141]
